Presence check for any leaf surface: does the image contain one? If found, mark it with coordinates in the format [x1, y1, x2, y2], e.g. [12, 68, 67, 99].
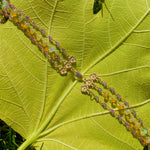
[0, 0, 150, 149]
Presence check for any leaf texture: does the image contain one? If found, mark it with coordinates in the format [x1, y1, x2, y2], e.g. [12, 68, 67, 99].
[0, 0, 150, 149]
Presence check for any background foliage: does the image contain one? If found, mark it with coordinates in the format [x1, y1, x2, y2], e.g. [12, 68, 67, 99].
[0, 0, 150, 149]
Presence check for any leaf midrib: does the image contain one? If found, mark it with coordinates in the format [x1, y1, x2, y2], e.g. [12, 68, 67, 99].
[35, 0, 59, 132]
[18, 5, 150, 150]
[38, 8, 150, 137]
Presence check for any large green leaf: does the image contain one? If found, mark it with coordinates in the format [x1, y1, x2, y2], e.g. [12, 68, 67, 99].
[0, 0, 150, 149]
